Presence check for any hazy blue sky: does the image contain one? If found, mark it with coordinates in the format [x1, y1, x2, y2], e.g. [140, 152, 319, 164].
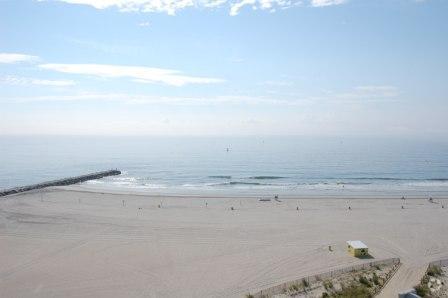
[0, 0, 447, 136]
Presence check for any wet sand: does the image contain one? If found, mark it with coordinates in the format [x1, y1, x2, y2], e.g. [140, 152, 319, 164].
[1, 187, 448, 297]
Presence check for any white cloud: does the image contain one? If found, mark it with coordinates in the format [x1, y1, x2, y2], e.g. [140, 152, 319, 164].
[54, 0, 196, 15]
[230, 0, 256, 16]
[0, 76, 76, 86]
[38, 63, 224, 86]
[49, 0, 345, 15]
[310, 0, 346, 7]
[4, 93, 288, 105]
[229, 0, 297, 16]
[200, 0, 228, 7]
[353, 85, 399, 97]
[332, 85, 400, 101]
[2, 85, 398, 106]
[3, 92, 318, 109]
[0, 53, 39, 64]
[138, 21, 150, 27]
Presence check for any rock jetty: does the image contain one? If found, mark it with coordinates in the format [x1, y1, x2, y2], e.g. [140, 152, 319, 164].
[0, 169, 121, 197]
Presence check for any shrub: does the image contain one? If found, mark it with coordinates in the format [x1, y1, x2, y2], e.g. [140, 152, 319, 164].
[372, 273, 380, 286]
[359, 276, 372, 288]
[334, 284, 372, 298]
[289, 284, 299, 292]
[302, 278, 309, 288]
[427, 265, 442, 277]
[421, 275, 430, 286]
[323, 280, 334, 291]
[322, 292, 329, 298]
[415, 284, 429, 297]
[245, 294, 254, 298]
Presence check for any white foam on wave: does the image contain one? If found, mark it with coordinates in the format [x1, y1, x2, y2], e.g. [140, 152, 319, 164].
[406, 180, 448, 187]
[112, 176, 137, 182]
[87, 173, 448, 196]
[141, 183, 168, 189]
[85, 180, 104, 185]
[107, 177, 167, 189]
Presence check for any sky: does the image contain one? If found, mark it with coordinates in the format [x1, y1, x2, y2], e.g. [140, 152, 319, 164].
[0, 0, 447, 136]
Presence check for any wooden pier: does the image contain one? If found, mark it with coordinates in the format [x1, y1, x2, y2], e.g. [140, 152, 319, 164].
[0, 170, 121, 197]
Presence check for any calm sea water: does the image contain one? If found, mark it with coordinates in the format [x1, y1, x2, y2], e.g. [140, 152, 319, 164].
[1, 136, 448, 197]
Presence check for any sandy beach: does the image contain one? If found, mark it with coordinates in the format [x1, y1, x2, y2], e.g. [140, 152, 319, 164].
[1, 187, 448, 297]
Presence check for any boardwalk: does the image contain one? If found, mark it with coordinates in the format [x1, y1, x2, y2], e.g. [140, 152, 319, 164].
[378, 264, 427, 298]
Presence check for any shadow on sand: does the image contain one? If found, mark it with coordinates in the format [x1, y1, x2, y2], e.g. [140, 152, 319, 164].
[356, 254, 375, 260]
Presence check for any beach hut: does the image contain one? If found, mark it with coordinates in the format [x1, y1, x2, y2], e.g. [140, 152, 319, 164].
[346, 240, 368, 257]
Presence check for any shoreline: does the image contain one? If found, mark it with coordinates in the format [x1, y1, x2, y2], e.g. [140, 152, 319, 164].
[52, 184, 448, 200]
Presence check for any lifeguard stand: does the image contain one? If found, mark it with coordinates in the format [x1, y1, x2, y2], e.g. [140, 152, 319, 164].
[347, 240, 368, 257]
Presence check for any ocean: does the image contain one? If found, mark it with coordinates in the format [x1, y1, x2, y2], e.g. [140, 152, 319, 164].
[1, 136, 448, 197]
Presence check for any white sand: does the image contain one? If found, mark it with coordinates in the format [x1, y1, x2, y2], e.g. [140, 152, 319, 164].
[1, 187, 448, 297]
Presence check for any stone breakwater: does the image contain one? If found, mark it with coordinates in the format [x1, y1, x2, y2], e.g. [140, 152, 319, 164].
[0, 170, 121, 197]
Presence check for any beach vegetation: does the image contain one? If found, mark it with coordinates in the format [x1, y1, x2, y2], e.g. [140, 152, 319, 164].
[332, 283, 372, 298]
[302, 278, 309, 288]
[245, 259, 397, 298]
[323, 280, 334, 290]
[427, 265, 442, 276]
[372, 272, 380, 285]
[245, 294, 254, 298]
[414, 265, 444, 297]
[415, 273, 431, 297]
[288, 283, 299, 292]
[415, 283, 429, 297]
[358, 275, 371, 287]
